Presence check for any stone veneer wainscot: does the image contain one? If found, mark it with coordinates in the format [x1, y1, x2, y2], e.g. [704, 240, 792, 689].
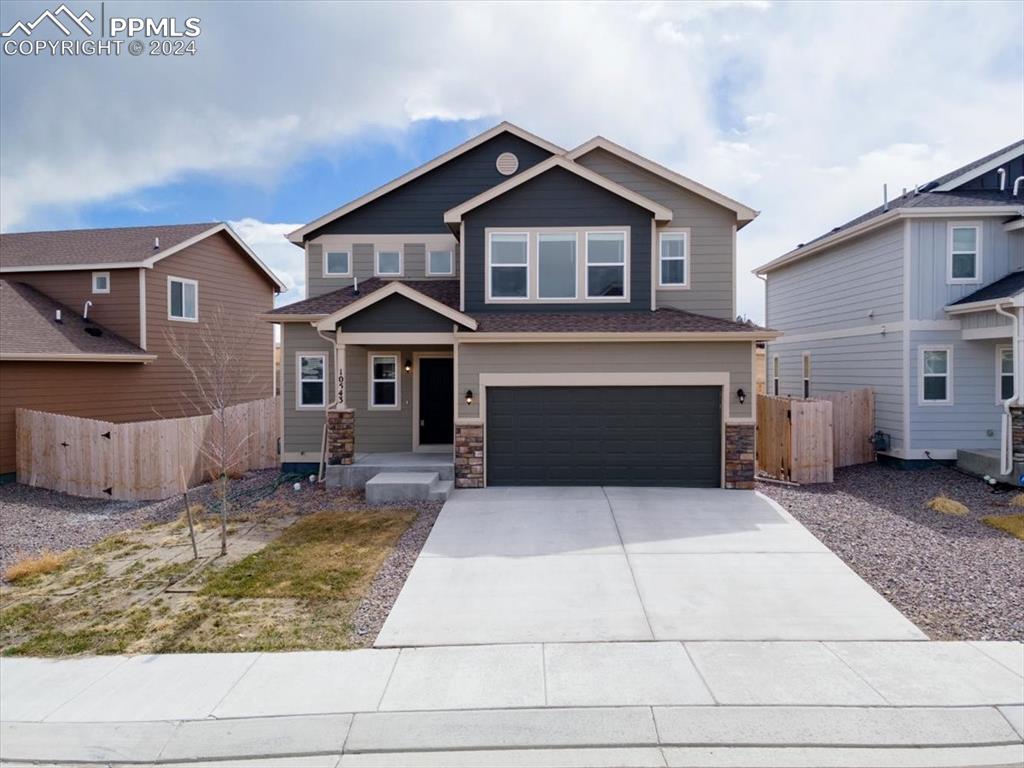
[724, 422, 755, 490]
[454, 423, 484, 488]
[326, 408, 355, 465]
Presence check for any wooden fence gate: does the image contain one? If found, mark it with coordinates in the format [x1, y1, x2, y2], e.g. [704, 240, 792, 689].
[15, 397, 280, 501]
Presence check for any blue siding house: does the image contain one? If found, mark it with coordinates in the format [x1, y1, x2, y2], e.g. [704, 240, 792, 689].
[757, 140, 1024, 479]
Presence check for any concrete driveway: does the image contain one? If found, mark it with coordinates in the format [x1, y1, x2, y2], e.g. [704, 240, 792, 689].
[376, 487, 925, 647]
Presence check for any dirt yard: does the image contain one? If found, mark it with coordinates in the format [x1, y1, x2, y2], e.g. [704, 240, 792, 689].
[0, 478, 440, 656]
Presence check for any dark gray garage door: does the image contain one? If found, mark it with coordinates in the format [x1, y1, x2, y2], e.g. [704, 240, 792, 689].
[486, 386, 721, 487]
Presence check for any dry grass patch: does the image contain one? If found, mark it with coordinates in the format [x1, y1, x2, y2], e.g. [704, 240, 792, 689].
[982, 513, 1024, 540]
[1008, 493, 1024, 508]
[3, 550, 74, 583]
[926, 494, 969, 516]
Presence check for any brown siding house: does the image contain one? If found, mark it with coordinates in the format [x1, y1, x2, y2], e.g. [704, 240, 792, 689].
[0, 223, 285, 478]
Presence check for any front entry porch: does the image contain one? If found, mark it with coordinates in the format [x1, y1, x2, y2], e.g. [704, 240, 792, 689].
[326, 451, 454, 490]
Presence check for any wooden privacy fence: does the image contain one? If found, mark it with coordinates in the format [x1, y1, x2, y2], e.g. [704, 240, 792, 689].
[15, 397, 279, 501]
[756, 388, 875, 484]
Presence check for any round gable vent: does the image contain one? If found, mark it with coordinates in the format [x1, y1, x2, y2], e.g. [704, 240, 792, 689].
[496, 152, 519, 176]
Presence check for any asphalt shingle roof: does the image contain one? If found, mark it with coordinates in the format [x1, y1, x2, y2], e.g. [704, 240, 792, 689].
[950, 271, 1024, 306]
[267, 278, 461, 316]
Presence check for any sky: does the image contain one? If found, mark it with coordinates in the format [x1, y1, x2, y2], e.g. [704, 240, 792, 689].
[1, 0, 1022, 322]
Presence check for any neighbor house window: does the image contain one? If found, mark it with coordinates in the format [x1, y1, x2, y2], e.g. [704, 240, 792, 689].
[659, 231, 688, 288]
[92, 271, 110, 294]
[537, 233, 577, 299]
[370, 354, 399, 409]
[999, 347, 1014, 402]
[920, 348, 952, 404]
[586, 231, 626, 299]
[427, 250, 454, 276]
[488, 233, 529, 299]
[297, 353, 326, 408]
[167, 276, 198, 321]
[376, 250, 402, 276]
[948, 224, 980, 283]
[802, 353, 811, 398]
[772, 356, 780, 396]
[325, 251, 350, 276]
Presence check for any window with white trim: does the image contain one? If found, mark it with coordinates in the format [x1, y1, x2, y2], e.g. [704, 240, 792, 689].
[586, 231, 626, 298]
[325, 251, 350, 276]
[488, 233, 529, 299]
[376, 250, 402, 276]
[91, 271, 110, 294]
[297, 354, 326, 408]
[802, 353, 811, 399]
[427, 250, 454, 276]
[948, 224, 980, 283]
[537, 233, 577, 299]
[999, 346, 1014, 402]
[772, 355, 780, 396]
[658, 231, 688, 288]
[167, 276, 198, 321]
[920, 348, 951, 404]
[370, 354, 399, 409]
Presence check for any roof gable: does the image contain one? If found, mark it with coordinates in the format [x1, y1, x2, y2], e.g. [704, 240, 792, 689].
[312, 280, 476, 331]
[933, 140, 1024, 192]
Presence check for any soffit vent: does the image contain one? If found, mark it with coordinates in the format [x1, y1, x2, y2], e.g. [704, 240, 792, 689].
[496, 152, 519, 176]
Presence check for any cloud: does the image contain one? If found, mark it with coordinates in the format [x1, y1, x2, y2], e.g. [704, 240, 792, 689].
[228, 218, 304, 304]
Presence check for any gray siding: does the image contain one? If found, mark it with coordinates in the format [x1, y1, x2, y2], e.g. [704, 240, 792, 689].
[766, 222, 904, 333]
[962, 310, 1012, 332]
[307, 241, 460, 299]
[463, 167, 653, 313]
[575, 147, 736, 319]
[910, 219, 1024, 320]
[282, 323, 334, 456]
[340, 294, 454, 333]
[768, 335, 904, 451]
[457, 341, 753, 420]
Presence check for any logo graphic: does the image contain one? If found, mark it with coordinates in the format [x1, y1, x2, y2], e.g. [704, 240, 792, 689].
[1, 4, 94, 37]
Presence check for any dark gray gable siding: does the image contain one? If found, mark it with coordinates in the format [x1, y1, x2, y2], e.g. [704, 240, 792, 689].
[953, 151, 1023, 193]
[463, 166, 653, 313]
[309, 133, 553, 237]
[339, 293, 456, 332]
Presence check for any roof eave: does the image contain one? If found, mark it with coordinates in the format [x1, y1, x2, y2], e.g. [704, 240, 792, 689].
[945, 293, 1024, 314]
[0, 352, 157, 363]
[457, 330, 781, 342]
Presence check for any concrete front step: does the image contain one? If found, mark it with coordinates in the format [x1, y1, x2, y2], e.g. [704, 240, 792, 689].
[326, 454, 454, 490]
[365, 472, 453, 504]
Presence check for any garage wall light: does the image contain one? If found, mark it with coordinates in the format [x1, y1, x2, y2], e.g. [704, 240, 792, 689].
[465, 389, 474, 406]
[736, 388, 746, 405]
[404, 359, 412, 372]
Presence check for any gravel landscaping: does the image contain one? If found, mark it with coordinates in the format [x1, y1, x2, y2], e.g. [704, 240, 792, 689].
[759, 463, 1024, 641]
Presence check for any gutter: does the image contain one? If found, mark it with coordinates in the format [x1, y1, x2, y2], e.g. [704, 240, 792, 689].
[1, 353, 157, 363]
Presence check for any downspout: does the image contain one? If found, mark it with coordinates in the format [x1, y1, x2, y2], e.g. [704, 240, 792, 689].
[994, 302, 1019, 475]
[316, 325, 340, 482]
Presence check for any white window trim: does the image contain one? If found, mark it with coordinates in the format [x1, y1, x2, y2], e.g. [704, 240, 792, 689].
[584, 230, 630, 302]
[295, 352, 327, 410]
[167, 275, 198, 322]
[802, 351, 811, 399]
[946, 221, 982, 285]
[486, 231, 531, 302]
[91, 271, 110, 294]
[919, 346, 953, 405]
[374, 249, 403, 277]
[997, 345, 1013, 405]
[772, 355, 780, 396]
[657, 228, 690, 289]
[368, 352, 401, 410]
[535, 232, 579, 301]
[323, 249, 352, 278]
[426, 249, 455, 276]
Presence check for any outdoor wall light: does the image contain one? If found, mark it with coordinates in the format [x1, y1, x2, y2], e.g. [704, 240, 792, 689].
[736, 388, 746, 404]
[465, 389, 474, 406]
[404, 359, 412, 372]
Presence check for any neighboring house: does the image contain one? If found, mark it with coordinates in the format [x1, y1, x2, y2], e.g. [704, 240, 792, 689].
[756, 140, 1024, 478]
[267, 122, 776, 490]
[0, 222, 286, 479]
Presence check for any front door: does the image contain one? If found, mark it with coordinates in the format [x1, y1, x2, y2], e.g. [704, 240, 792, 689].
[419, 357, 454, 445]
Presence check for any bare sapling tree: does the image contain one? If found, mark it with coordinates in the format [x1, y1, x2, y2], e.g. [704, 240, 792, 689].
[165, 305, 261, 556]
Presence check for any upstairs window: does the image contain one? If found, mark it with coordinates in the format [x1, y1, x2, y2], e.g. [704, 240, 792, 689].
[920, 348, 952, 404]
[659, 231, 688, 288]
[948, 224, 980, 283]
[772, 355, 780, 396]
[586, 231, 626, 299]
[325, 251, 350, 276]
[370, 354, 399, 409]
[999, 347, 1014, 402]
[375, 250, 402, 276]
[488, 233, 529, 299]
[168, 276, 198, 322]
[537, 233, 577, 299]
[802, 353, 811, 398]
[92, 271, 110, 294]
[428, 250, 454, 276]
[297, 353, 326, 408]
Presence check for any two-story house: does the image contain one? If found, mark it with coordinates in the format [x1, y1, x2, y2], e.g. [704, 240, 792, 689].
[0, 222, 285, 479]
[756, 140, 1024, 480]
[267, 122, 776, 492]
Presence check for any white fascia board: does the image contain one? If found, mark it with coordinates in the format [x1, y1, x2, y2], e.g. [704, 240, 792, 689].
[1, 352, 157, 362]
[945, 293, 1024, 314]
[932, 146, 1024, 191]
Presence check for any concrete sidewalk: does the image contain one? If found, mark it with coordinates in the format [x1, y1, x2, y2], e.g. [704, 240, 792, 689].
[1, 641, 1021, 766]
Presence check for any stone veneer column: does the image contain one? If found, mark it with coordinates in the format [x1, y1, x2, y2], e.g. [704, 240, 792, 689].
[454, 422, 484, 488]
[326, 408, 355, 465]
[724, 422, 755, 489]
[1012, 407, 1024, 463]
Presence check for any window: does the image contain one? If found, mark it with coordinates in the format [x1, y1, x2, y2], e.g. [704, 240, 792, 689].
[802, 353, 811, 399]
[297, 354, 326, 408]
[948, 223, 980, 283]
[772, 356, 780, 396]
[325, 251, 350, 276]
[999, 347, 1014, 402]
[91, 271, 110, 294]
[427, 250, 454, 276]
[537, 233, 577, 299]
[167, 276, 198, 321]
[488, 233, 529, 299]
[370, 354, 399, 408]
[586, 231, 626, 299]
[920, 348, 952, 404]
[659, 231, 688, 288]
[375, 250, 402, 276]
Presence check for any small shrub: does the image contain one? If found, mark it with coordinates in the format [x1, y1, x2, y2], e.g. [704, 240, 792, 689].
[3, 550, 73, 583]
[926, 494, 968, 516]
[982, 513, 1024, 540]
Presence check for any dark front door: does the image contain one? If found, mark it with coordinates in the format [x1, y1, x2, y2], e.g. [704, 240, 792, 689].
[419, 357, 454, 445]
